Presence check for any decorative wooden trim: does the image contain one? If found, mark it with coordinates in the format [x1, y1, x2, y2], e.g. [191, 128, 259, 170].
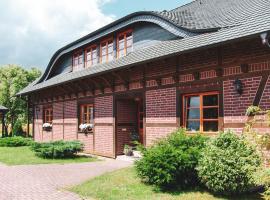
[145, 123, 178, 127]
[241, 63, 249, 73]
[193, 72, 200, 80]
[253, 74, 269, 106]
[95, 123, 114, 126]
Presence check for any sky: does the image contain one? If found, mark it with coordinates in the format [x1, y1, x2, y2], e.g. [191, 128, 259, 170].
[0, 0, 192, 71]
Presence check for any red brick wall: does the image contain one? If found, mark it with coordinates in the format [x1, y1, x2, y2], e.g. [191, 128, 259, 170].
[78, 134, 94, 153]
[116, 100, 137, 155]
[52, 102, 64, 140]
[94, 96, 114, 157]
[223, 76, 261, 133]
[146, 87, 177, 146]
[63, 100, 77, 140]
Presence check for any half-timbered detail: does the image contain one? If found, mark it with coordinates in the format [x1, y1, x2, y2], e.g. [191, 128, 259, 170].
[18, 0, 270, 158]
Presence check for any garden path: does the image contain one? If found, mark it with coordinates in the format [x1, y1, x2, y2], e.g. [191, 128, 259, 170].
[0, 159, 132, 200]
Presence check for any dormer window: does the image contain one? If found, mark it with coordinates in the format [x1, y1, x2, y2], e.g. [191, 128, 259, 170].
[73, 51, 83, 71]
[100, 38, 114, 64]
[117, 30, 133, 58]
[85, 45, 97, 68]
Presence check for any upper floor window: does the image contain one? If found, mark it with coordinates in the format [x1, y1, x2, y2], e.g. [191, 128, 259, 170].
[85, 45, 97, 68]
[100, 38, 114, 64]
[117, 30, 133, 58]
[73, 51, 83, 71]
[43, 106, 53, 124]
[183, 92, 219, 133]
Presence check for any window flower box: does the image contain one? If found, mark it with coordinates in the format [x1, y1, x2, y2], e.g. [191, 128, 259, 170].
[79, 123, 94, 134]
[42, 123, 52, 131]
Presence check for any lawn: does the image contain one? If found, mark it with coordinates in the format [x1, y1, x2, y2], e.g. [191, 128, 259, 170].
[70, 167, 263, 200]
[0, 146, 98, 165]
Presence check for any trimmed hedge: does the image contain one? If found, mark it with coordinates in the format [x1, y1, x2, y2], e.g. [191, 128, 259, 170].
[197, 131, 262, 195]
[0, 136, 33, 147]
[31, 140, 84, 159]
[135, 128, 208, 189]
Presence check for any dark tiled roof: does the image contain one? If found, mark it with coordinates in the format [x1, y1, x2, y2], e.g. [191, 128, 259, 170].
[18, 11, 270, 96]
[158, 0, 270, 31]
[0, 105, 8, 111]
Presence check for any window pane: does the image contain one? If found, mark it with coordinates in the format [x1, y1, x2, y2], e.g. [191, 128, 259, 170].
[119, 39, 125, 49]
[126, 46, 132, 54]
[203, 121, 218, 132]
[127, 37, 133, 47]
[186, 121, 200, 132]
[203, 95, 218, 106]
[203, 108, 218, 119]
[186, 96, 200, 107]
[119, 49, 125, 58]
[187, 108, 200, 119]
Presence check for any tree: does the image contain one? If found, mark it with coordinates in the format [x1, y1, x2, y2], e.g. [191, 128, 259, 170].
[0, 65, 41, 136]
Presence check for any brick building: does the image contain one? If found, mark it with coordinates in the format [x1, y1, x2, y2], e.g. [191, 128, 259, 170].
[19, 0, 270, 158]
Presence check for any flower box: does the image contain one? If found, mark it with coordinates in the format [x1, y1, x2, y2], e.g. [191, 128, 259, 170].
[42, 123, 52, 131]
[79, 123, 94, 134]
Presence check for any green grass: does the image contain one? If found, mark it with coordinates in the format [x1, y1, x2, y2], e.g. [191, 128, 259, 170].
[0, 146, 98, 165]
[70, 167, 263, 200]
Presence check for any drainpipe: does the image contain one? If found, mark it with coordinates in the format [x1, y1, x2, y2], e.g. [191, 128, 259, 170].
[260, 32, 270, 48]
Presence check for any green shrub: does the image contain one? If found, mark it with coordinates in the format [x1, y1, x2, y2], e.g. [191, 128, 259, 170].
[31, 140, 84, 159]
[255, 168, 270, 200]
[135, 128, 208, 188]
[0, 136, 33, 147]
[197, 131, 262, 195]
[13, 120, 25, 136]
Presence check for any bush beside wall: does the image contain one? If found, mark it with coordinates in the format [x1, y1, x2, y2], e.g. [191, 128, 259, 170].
[31, 140, 84, 159]
[197, 131, 262, 195]
[135, 128, 208, 188]
[0, 136, 33, 147]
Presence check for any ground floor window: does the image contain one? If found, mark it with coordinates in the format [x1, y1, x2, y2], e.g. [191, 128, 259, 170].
[43, 106, 53, 124]
[79, 104, 94, 132]
[183, 92, 219, 133]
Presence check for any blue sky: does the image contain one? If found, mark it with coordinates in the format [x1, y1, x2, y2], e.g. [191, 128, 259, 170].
[0, 0, 191, 70]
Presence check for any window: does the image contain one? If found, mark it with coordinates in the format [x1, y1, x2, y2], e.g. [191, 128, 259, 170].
[183, 92, 219, 132]
[117, 30, 133, 58]
[100, 38, 114, 64]
[79, 104, 94, 125]
[73, 51, 84, 71]
[85, 45, 97, 68]
[43, 107, 53, 124]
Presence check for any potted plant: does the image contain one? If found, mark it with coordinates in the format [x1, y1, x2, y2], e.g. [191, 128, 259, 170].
[123, 145, 133, 156]
[42, 123, 52, 131]
[79, 123, 94, 134]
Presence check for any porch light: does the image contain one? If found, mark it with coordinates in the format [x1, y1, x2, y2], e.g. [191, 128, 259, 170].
[233, 79, 243, 95]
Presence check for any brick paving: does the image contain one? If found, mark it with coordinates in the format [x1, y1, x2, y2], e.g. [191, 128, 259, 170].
[0, 159, 132, 200]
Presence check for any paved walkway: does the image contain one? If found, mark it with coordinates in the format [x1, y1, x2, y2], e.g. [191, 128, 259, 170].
[0, 159, 132, 200]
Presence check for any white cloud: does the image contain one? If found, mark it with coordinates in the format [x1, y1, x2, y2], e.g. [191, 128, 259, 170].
[0, 0, 115, 69]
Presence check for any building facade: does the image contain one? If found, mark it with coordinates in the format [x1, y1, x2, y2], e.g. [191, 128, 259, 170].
[19, 0, 270, 158]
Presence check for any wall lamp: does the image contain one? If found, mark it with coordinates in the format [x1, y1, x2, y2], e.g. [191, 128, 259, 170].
[233, 79, 243, 95]
[260, 32, 270, 48]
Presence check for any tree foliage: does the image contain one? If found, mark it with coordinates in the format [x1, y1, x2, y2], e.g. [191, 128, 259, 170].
[0, 65, 41, 135]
